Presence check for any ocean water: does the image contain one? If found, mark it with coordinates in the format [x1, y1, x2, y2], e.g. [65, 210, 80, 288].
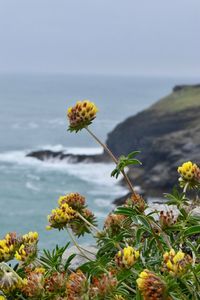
[0, 74, 198, 249]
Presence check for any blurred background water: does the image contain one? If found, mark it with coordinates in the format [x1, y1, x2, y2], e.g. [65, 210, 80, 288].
[0, 73, 198, 249]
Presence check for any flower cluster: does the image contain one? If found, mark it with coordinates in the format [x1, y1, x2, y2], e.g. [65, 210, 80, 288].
[47, 193, 96, 236]
[178, 161, 200, 188]
[66, 270, 88, 300]
[137, 270, 168, 300]
[116, 246, 139, 269]
[47, 203, 76, 231]
[0, 233, 19, 262]
[0, 232, 38, 264]
[159, 210, 177, 229]
[67, 100, 98, 132]
[15, 232, 38, 262]
[104, 213, 126, 235]
[90, 272, 118, 299]
[125, 193, 146, 213]
[58, 193, 85, 210]
[22, 267, 45, 298]
[163, 249, 192, 276]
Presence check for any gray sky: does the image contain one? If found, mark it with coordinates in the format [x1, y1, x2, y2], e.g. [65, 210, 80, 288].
[0, 0, 200, 76]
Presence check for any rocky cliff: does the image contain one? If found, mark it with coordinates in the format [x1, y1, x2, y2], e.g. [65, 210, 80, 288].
[106, 84, 200, 195]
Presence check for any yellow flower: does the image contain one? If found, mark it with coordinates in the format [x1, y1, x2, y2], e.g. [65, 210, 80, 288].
[22, 232, 38, 244]
[67, 100, 98, 132]
[0, 233, 19, 262]
[178, 161, 197, 181]
[116, 246, 139, 268]
[0, 296, 6, 300]
[47, 203, 76, 230]
[163, 249, 192, 276]
[58, 193, 85, 210]
[137, 269, 167, 300]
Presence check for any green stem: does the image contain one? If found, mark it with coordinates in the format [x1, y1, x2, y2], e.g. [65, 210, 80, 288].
[66, 227, 92, 261]
[183, 182, 189, 194]
[122, 282, 136, 293]
[77, 212, 99, 233]
[85, 127, 136, 195]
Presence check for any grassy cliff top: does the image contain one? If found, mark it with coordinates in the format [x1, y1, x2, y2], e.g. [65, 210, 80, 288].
[151, 85, 200, 113]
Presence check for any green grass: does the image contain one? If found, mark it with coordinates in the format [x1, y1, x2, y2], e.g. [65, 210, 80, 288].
[151, 86, 200, 112]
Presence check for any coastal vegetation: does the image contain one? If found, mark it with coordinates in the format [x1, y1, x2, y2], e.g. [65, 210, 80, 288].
[0, 100, 200, 299]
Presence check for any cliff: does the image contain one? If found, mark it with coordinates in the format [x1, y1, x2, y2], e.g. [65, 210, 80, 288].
[106, 84, 200, 195]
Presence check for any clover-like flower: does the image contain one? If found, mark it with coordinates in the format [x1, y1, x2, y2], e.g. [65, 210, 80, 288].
[116, 246, 139, 269]
[159, 210, 177, 229]
[178, 161, 200, 189]
[67, 100, 98, 132]
[47, 203, 76, 230]
[90, 272, 118, 299]
[66, 270, 88, 300]
[137, 270, 168, 300]
[14, 232, 39, 263]
[58, 193, 85, 210]
[104, 213, 127, 236]
[47, 194, 97, 236]
[0, 233, 20, 262]
[162, 249, 192, 276]
[125, 193, 146, 213]
[22, 267, 44, 298]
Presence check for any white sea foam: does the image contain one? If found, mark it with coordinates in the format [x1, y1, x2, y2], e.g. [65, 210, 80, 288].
[0, 148, 123, 188]
[39, 144, 102, 155]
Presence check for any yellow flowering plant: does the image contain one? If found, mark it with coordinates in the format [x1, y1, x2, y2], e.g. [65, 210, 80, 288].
[0, 101, 199, 300]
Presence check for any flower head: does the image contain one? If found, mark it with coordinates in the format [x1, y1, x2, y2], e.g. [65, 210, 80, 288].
[66, 270, 88, 300]
[125, 193, 146, 213]
[58, 193, 85, 210]
[90, 272, 118, 299]
[67, 100, 98, 132]
[0, 233, 19, 262]
[159, 210, 177, 229]
[22, 267, 44, 298]
[163, 249, 192, 276]
[104, 213, 126, 235]
[47, 203, 76, 230]
[44, 272, 67, 294]
[137, 270, 168, 300]
[116, 246, 139, 269]
[178, 161, 200, 189]
[14, 232, 38, 263]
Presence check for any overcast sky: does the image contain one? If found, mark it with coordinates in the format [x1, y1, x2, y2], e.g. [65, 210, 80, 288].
[0, 0, 199, 76]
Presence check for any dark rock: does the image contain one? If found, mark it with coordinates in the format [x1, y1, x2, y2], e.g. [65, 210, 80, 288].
[27, 150, 110, 163]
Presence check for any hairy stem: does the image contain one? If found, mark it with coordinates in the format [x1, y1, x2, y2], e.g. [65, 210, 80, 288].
[85, 127, 136, 195]
[77, 212, 99, 233]
[66, 227, 92, 261]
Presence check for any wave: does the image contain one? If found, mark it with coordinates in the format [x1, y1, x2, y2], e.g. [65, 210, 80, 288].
[0, 148, 124, 188]
[39, 144, 103, 155]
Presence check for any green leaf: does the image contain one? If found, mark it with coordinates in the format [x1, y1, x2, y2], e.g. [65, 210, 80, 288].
[184, 225, 200, 237]
[136, 215, 151, 230]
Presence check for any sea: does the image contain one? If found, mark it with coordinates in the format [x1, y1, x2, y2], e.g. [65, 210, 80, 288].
[0, 73, 198, 250]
